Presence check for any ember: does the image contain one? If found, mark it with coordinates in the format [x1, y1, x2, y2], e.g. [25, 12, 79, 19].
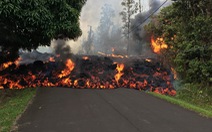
[0, 55, 176, 96]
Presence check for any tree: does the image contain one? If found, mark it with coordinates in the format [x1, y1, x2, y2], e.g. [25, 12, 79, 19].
[95, 4, 115, 53]
[145, 0, 212, 85]
[82, 26, 94, 54]
[120, 0, 138, 54]
[0, 0, 87, 64]
[138, 0, 143, 13]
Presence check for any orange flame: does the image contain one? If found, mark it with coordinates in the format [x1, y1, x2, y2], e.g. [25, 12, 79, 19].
[82, 56, 89, 60]
[111, 48, 115, 52]
[0, 58, 21, 71]
[0, 56, 176, 96]
[115, 63, 125, 83]
[58, 59, 75, 78]
[151, 36, 168, 54]
[98, 52, 128, 59]
[145, 59, 152, 62]
[49, 57, 55, 62]
[171, 67, 177, 80]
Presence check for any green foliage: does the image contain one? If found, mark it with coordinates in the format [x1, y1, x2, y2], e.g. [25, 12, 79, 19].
[120, 0, 138, 38]
[0, 0, 86, 63]
[145, 0, 212, 85]
[0, 88, 36, 132]
[176, 83, 212, 107]
[120, 0, 139, 54]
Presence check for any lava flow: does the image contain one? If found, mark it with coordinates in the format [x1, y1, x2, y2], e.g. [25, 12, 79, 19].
[0, 55, 176, 96]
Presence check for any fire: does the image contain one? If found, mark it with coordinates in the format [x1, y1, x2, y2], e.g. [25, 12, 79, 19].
[151, 36, 168, 54]
[3, 62, 13, 69]
[82, 56, 89, 60]
[171, 67, 178, 80]
[0, 58, 21, 71]
[145, 59, 152, 62]
[98, 51, 128, 59]
[0, 55, 176, 96]
[49, 57, 55, 62]
[111, 48, 115, 52]
[58, 59, 75, 78]
[115, 63, 125, 83]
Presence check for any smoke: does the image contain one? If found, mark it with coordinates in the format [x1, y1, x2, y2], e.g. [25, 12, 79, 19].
[19, 50, 54, 64]
[77, 0, 169, 56]
[36, 0, 172, 56]
[130, 0, 173, 55]
[51, 39, 73, 61]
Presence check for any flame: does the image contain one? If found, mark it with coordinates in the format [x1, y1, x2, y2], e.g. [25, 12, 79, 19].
[1, 61, 13, 69]
[0, 58, 21, 70]
[58, 59, 75, 78]
[111, 48, 115, 52]
[171, 67, 177, 80]
[82, 56, 89, 60]
[0, 56, 176, 96]
[115, 63, 125, 83]
[49, 57, 55, 62]
[145, 59, 152, 62]
[98, 51, 128, 58]
[151, 36, 168, 54]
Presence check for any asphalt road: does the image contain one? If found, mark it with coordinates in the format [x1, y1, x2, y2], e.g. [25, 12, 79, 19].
[15, 88, 212, 132]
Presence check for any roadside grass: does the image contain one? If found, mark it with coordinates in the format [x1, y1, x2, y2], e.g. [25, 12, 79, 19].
[149, 83, 212, 118]
[0, 88, 36, 132]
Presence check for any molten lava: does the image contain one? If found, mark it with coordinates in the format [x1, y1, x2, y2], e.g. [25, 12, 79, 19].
[151, 36, 168, 54]
[58, 59, 75, 78]
[0, 55, 176, 96]
[115, 63, 124, 83]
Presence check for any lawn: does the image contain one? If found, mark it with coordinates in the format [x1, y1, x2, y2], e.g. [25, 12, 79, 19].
[0, 88, 36, 132]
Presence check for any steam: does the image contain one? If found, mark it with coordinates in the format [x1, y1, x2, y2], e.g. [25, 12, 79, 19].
[51, 39, 72, 61]
[129, 0, 173, 55]
[128, 0, 160, 56]
[35, 0, 172, 57]
[19, 39, 73, 64]
[19, 50, 53, 64]
[77, 0, 171, 56]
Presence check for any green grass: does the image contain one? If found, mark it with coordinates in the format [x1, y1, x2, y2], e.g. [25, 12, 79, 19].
[149, 83, 212, 118]
[149, 92, 212, 118]
[0, 88, 36, 132]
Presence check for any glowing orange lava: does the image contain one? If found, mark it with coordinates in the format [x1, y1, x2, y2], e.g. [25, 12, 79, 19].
[115, 63, 125, 83]
[82, 56, 89, 60]
[49, 57, 55, 62]
[58, 59, 75, 78]
[0, 56, 176, 96]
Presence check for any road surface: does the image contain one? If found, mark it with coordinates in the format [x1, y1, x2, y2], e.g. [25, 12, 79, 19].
[14, 87, 212, 132]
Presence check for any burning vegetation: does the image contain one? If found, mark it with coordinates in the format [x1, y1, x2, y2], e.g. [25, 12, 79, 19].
[151, 36, 168, 54]
[0, 55, 176, 96]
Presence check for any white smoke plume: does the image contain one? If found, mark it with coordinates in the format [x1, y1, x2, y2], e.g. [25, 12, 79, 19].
[37, 0, 171, 55]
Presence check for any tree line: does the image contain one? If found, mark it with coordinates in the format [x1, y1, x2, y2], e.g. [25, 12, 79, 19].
[146, 0, 212, 86]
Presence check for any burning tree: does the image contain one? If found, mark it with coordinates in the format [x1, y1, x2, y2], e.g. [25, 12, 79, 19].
[0, 0, 87, 64]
